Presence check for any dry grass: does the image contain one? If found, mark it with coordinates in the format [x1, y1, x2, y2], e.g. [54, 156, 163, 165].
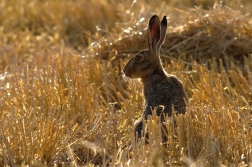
[0, 0, 252, 166]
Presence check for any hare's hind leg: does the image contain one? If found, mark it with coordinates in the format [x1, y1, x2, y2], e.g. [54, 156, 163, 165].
[134, 119, 151, 144]
[134, 119, 144, 139]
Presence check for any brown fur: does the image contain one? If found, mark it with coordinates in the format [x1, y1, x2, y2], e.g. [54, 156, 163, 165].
[123, 15, 187, 139]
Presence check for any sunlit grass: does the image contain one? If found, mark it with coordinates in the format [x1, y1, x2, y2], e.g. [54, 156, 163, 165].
[0, 0, 251, 166]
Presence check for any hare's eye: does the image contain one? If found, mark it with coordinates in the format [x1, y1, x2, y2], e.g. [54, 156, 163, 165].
[134, 55, 143, 62]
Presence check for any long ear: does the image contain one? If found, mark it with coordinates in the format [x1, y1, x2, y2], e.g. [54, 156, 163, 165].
[157, 16, 167, 49]
[148, 15, 160, 55]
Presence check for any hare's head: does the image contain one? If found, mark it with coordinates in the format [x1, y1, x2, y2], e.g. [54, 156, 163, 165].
[123, 15, 167, 79]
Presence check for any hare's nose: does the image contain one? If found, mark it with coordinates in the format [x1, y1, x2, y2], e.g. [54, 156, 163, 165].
[122, 68, 128, 77]
[123, 68, 126, 74]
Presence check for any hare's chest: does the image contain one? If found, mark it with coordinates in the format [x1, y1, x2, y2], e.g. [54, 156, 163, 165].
[143, 81, 157, 98]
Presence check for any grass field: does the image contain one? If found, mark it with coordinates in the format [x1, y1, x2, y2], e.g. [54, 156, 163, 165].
[0, 0, 251, 166]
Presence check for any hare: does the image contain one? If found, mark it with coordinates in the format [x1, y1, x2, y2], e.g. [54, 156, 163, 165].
[123, 15, 187, 139]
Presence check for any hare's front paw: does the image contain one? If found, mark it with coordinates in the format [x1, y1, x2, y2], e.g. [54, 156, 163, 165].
[134, 120, 144, 138]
